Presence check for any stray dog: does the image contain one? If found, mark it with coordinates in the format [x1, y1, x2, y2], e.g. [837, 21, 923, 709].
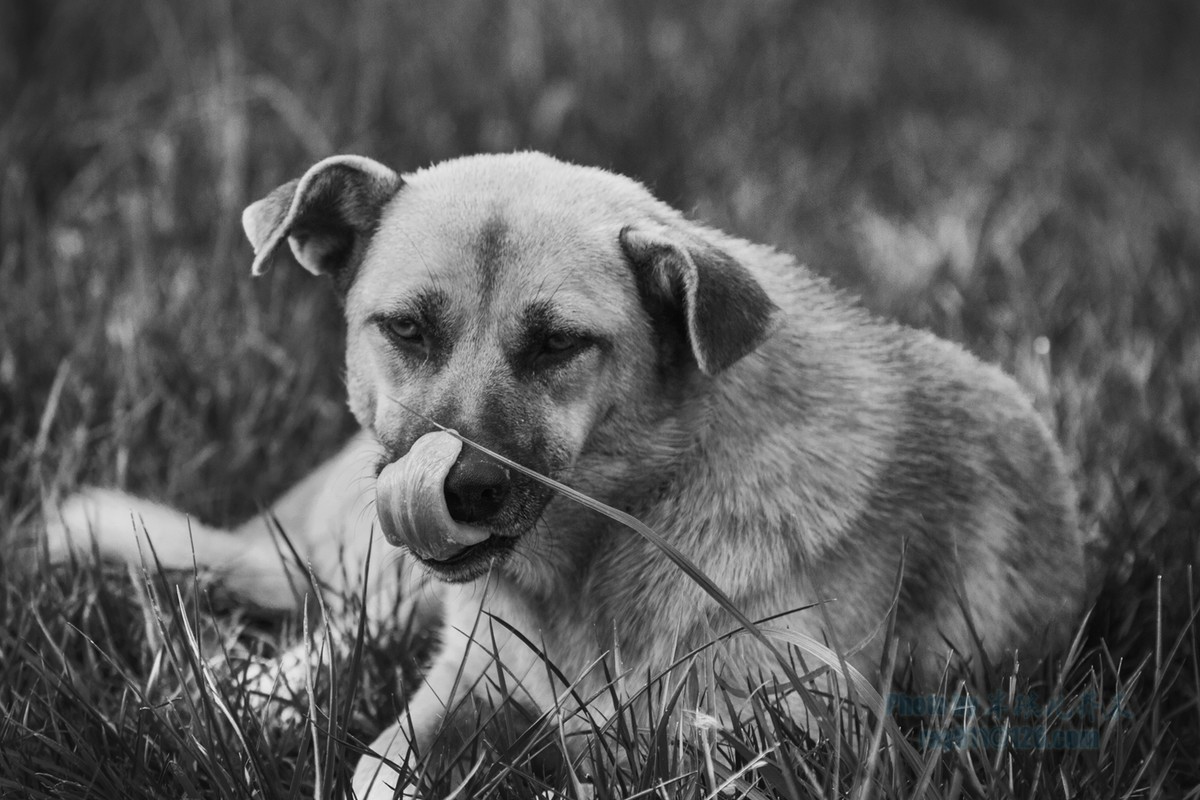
[47, 152, 1085, 797]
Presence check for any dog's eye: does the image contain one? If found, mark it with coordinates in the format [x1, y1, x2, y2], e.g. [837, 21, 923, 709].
[544, 333, 575, 352]
[542, 332, 583, 355]
[383, 318, 422, 343]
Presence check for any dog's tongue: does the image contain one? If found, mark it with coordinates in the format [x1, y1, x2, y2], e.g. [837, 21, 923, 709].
[376, 432, 490, 561]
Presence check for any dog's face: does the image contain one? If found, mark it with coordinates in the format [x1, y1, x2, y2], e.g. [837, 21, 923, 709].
[348, 163, 656, 578]
[242, 153, 779, 581]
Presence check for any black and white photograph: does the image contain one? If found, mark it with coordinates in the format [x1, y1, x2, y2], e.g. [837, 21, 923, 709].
[2, 1, 1197, 797]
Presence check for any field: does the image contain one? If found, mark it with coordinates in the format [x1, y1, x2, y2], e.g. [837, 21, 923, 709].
[2, 0, 1199, 797]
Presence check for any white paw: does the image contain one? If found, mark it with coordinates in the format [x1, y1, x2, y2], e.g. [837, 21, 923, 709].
[352, 717, 423, 800]
[43, 489, 104, 562]
[352, 755, 411, 800]
[236, 647, 315, 725]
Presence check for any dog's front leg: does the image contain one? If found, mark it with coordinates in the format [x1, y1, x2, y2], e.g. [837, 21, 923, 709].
[353, 603, 498, 799]
[352, 582, 547, 799]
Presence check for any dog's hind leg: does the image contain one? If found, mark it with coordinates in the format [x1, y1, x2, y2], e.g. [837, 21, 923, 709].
[45, 487, 308, 612]
[44, 432, 389, 613]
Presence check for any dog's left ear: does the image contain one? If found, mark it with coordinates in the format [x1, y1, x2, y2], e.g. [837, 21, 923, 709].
[242, 155, 402, 278]
[620, 224, 782, 375]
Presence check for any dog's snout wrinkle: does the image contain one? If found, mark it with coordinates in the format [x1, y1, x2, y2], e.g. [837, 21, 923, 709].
[444, 453, 511, 524]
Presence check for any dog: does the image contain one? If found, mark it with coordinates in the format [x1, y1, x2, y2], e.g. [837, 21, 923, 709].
[46, 151, 1085, 798]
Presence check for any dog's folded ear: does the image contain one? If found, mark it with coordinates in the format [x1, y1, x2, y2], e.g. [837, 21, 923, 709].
[242, 155, 402, 279]
[620, 224, 782, 375]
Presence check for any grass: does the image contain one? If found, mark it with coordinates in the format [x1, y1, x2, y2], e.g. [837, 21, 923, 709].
[3, 0, 1200, 796]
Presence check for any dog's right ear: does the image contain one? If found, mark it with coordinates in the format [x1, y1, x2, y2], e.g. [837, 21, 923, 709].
[242, 155, 402, 278]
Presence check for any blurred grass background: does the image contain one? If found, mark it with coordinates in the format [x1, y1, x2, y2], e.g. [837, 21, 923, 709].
[2, 0, 1199, 795]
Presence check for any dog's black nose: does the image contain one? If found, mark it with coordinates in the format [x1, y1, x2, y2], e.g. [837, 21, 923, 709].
[443, 452, 510, 524]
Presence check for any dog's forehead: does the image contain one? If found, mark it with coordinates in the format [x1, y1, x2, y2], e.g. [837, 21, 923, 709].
[353, 156, 645, 320]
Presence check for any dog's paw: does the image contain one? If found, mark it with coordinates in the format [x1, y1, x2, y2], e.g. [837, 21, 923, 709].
[43, 489, 106, 563]
[236, 647, 316, 725]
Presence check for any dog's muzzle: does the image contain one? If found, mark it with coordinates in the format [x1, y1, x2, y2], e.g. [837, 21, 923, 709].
[375, 432, 498, 561]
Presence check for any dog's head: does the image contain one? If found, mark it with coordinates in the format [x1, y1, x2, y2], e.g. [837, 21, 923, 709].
[242, 152, 781, 582]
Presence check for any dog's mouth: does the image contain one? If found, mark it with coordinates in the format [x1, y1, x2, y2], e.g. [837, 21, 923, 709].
[375, 431, 538, 581]
[417, 533, 519, 581]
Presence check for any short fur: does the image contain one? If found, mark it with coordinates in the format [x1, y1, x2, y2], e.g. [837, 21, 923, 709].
[46, 152, 1084, 798]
